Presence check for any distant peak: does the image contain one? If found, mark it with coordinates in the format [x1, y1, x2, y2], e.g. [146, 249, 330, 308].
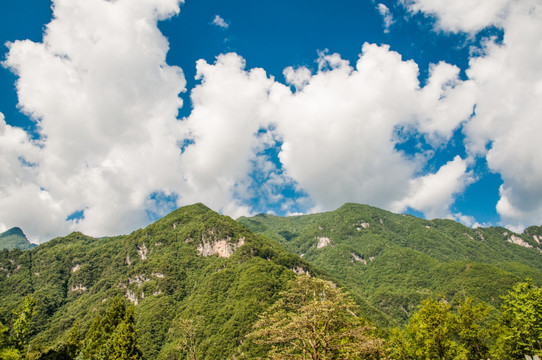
[152, 202, 218, 225]
[175, 202, 214, 214]
[1, 227, 26, 238]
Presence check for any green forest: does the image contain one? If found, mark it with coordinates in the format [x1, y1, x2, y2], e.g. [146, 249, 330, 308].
[1, 203, 541, 359]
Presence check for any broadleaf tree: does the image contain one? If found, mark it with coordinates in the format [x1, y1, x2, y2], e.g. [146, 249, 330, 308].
[247, 275, 385, 360]
[492, 280, 542, 359]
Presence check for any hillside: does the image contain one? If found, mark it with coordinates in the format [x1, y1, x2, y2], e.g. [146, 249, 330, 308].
[0, 204, 318, 359]
[238, 203, 542, 324]
[2, 202, 542, 358]
[0, 227, 36, 250]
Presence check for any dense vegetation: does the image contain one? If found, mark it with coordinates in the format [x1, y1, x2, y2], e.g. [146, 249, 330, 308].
[239, 203, 542, 325]
[0, 204, 315, 359]
[388, 280, 542, 359]
[0, 228, 35, 251]
[0, 202, 541, 359]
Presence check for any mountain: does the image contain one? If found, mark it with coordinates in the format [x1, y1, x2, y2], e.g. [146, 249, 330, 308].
[238, 203, 542, 325]
[0, 203, 317, 359]
[2, 202, 542, 358]
[0, 226, 36, 250]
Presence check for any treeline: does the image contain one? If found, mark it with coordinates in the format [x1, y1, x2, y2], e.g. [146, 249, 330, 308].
[388, 280, 542, 359]
[245, 277, 542, 360]
[1, 277, 541, 359]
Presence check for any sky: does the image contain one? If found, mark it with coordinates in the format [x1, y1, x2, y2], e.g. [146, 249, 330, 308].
[0, 0, 541, 242]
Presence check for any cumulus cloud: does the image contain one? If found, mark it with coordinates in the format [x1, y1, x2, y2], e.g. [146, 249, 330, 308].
[179, 44, 475, 218]
[463, 0, 542, 228]
[404, 0, 542, 229]
[273, 45, 474, 213]
[7, 0, 540, 241]
[402, 0, 512, 33]
[212, 15, 229, 29]
[2, 11, 478, 241]
[391, 156, 473, 219]
[177, 53, 280, 217]
[283, 66, 312, 91]
[377, 3, 394, 33]
[2, 0, 186, 241]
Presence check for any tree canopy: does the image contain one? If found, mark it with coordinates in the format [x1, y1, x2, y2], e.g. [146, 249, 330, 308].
[248, 275, 385, 360]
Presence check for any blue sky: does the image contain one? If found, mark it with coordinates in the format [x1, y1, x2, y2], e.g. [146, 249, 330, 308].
[0, 0, 541, 241]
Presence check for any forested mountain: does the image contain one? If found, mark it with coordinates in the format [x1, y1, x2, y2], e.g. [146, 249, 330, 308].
[0, 204, 318, 359]
[238, 203, 542, 324]
[1, 203, 541, 359]
[0, 227, 36, 251]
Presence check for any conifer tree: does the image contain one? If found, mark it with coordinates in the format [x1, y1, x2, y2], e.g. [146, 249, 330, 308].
[12, 295, 36, 357]
[108, 306, 142, 360]
[78, 296, 142, 360]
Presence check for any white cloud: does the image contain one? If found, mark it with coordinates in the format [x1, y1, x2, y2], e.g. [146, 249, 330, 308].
[212, 15, 229, 29]
[400, 0, 542, 230]
[8, 0, 540, 241]
[283, 66, 312, 91]
[0, 113, 61, 240]
[453, 213, 485, 228]
[391, 156, 473, 219]
[463, 0, 542, 228]
[180, 44, 475, 218]
[177, 53, 280, 217]
[377, 3, 394, 33]
[2, 0, 186, 241]
[2, 19, 478, 241]
[273, 44, 474, 213]
[402, 0, 512, 33]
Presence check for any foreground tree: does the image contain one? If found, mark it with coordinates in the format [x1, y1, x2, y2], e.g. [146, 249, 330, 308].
[78, 296, 142, 360]
[174, 317, 199, 360]
[12, 295, 37, 356]
[388, 296, 494, 360]
[492, 280, 542, 359]
[401, 297, 467, 360]
[455, 297, 492, 360]
[247, 275, 385, 360]
[37, 324, 81, 360]
[0, 295, 37, 360]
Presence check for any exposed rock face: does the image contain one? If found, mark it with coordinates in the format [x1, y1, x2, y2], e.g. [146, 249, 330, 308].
[137, 244, 148, 260]
[197, 237, 245, 258]
[126, 290, 138, 305]
[71, 284, 87, 292]
[71, 264, 81, 272]
[355, 222, 370, 231]
[291, 266, 309, 275]
[351, 253, 366, 264]
[507, 235, 533, 248]
[316, 237, 331, 249]
[351, 253, 376, 264]
[129, 274, 150, 286]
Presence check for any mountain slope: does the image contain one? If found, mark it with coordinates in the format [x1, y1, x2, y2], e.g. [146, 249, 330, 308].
[0, 227, 36, 250]
[0, 203, 317, 359]
[238, 203, 542, 324]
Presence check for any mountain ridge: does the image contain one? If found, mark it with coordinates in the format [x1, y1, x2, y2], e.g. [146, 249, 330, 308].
[0, 203, 322, 359]
[0, 226, 36, 250]
[238, 202, 542, 324]
[1, 202, 542, 358]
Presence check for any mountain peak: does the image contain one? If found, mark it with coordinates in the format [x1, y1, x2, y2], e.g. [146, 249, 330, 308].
[0, 226, 35, 250]
[1, 227, 25, 238]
